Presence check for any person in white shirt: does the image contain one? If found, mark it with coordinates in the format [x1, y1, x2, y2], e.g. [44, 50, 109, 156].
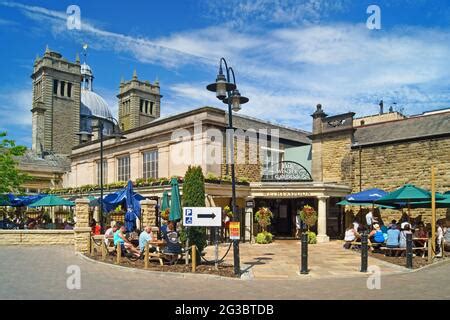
[437, 221, 444, 257]
[295, 215, 302, 238]
[353, 220, 360, 233]
[104, 222, 118, 246]
[366, 211, 374, 228]
[344, 224, 360, 249]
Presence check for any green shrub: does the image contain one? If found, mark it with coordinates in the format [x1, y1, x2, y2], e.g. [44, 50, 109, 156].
[238, 176, 250, 184]
[255, 231, 273, 244]
[205, 172, 219, 181]
[221, 175, 232, 182]
[180, 166, 207, 262]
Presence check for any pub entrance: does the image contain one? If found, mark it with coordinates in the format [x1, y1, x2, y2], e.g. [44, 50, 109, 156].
[254, 198, 317, 238]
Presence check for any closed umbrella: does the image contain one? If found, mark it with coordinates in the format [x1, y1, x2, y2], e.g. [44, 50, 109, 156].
[169, 177, 181, 222]
[161, 190, 169, 211]
[124, 180, 141, 232]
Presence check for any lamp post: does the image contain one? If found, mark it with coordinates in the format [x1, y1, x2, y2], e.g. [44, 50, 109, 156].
[78, 116, 125, 232]
[207, 58, 249, 275]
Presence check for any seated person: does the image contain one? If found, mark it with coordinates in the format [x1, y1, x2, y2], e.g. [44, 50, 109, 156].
[113, 222, 141, 258]
[399, 224, 413, 248]
[369, 224, 385, 244]
[90, 218, 101, 235]
[443, 224, 450, 252]
[343, 224, 360, 249]
[138, 225, 157, 254]
[163, 222, 182, 256]
[386, 224, 400, 256]
[414, 222, 427, 238]
[104, 222, 118, 246]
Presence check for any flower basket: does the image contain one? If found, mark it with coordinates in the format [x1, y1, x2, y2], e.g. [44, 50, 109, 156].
[161, 208, 170, 221]
[255, 207, 273, 233]
[298, 205, 317, 230]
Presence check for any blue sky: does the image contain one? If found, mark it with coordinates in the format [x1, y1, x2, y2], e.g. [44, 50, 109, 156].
[0, 0, 449, 147]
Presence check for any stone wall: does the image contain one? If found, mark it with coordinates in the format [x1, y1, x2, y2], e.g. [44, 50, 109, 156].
[351, 136, 450, 223]
[0, 230, 74, 245]
[220, 140, 261, 182]
[321, 134, 353, 185]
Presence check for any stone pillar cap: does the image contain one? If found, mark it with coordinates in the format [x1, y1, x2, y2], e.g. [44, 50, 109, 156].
[75, 198, 90, 204]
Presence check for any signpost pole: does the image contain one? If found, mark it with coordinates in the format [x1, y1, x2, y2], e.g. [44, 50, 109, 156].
[214, 226, 219, 270]
[185, 227, 189, 265]
[431, 165, 436, 261]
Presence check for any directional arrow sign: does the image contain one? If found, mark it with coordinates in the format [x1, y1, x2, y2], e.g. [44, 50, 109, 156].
[198, 213, 216, 219]
[182, 207, 222, 227]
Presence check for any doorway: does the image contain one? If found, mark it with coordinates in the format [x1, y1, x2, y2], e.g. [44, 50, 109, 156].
[254, 198, 317, 238]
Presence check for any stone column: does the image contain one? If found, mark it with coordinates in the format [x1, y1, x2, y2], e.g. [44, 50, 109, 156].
[140, 199, 157, 234]
[74, 198, 92, 253]
[316, 196, 330, 243]
[245, 197, 254, 243]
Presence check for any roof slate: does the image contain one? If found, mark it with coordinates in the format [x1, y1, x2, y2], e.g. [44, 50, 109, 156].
[354, 111, 450, 146]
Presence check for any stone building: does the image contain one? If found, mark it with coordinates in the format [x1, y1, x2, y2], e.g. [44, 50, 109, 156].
[310, 104, 450, 225]
[16, 46, 450, 242]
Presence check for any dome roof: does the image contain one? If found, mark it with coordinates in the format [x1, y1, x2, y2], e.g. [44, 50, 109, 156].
[81, 88, 113, 120]
[81, 63, 93, 76]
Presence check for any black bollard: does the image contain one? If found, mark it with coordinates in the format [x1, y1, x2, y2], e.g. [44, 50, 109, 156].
[300, 232, 309, 274]
[360, 232, 368, 272]
[406, 232, 413, 269]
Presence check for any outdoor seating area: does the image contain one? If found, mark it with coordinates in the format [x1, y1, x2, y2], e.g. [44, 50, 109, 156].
[341, 185, 450, 267]
[0, 194, 75, 230]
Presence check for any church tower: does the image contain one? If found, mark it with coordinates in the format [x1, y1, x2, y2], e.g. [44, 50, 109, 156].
[31, 46, 81, 155]
[117, 70, 161, 131]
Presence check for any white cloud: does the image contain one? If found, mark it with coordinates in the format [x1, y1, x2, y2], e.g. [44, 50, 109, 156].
[3, 1, 450, 132]
[0, 87, 32, 127]
[203, 0, 350, 28]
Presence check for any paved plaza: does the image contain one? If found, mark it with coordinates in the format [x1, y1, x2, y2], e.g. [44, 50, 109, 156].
[205, 240, 403, 279]
[1, 245, 449, 300]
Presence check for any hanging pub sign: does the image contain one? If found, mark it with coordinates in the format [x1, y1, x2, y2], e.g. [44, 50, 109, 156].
[262, 161, 312, 182]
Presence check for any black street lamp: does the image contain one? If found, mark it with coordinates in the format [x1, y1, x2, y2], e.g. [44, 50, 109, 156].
[78, 115, 126, 232]
[207, 58, 249, 275]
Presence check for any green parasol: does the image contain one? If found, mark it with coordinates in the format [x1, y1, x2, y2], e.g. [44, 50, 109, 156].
[161, 190, 169, 211]
[376, 184, 445, 215]
[169, 177, 182, 221]
[28, 194, 75, 207]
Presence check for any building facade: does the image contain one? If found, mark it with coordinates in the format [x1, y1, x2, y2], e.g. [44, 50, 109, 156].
[18, 47, 450, 242]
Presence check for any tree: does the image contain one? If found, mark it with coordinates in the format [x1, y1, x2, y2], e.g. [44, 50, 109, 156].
[180, 165, 207, 259]
[0, 132, 28, 194]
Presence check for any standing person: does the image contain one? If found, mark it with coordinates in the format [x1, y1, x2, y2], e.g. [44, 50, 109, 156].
[365, 210, 374, 229]
[295, 214, 302, 239]
[224, 213, 231, 241]
[113, 222, 141, 258]
[437, 221, 444, 257]
[90, 218, 101, 235]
